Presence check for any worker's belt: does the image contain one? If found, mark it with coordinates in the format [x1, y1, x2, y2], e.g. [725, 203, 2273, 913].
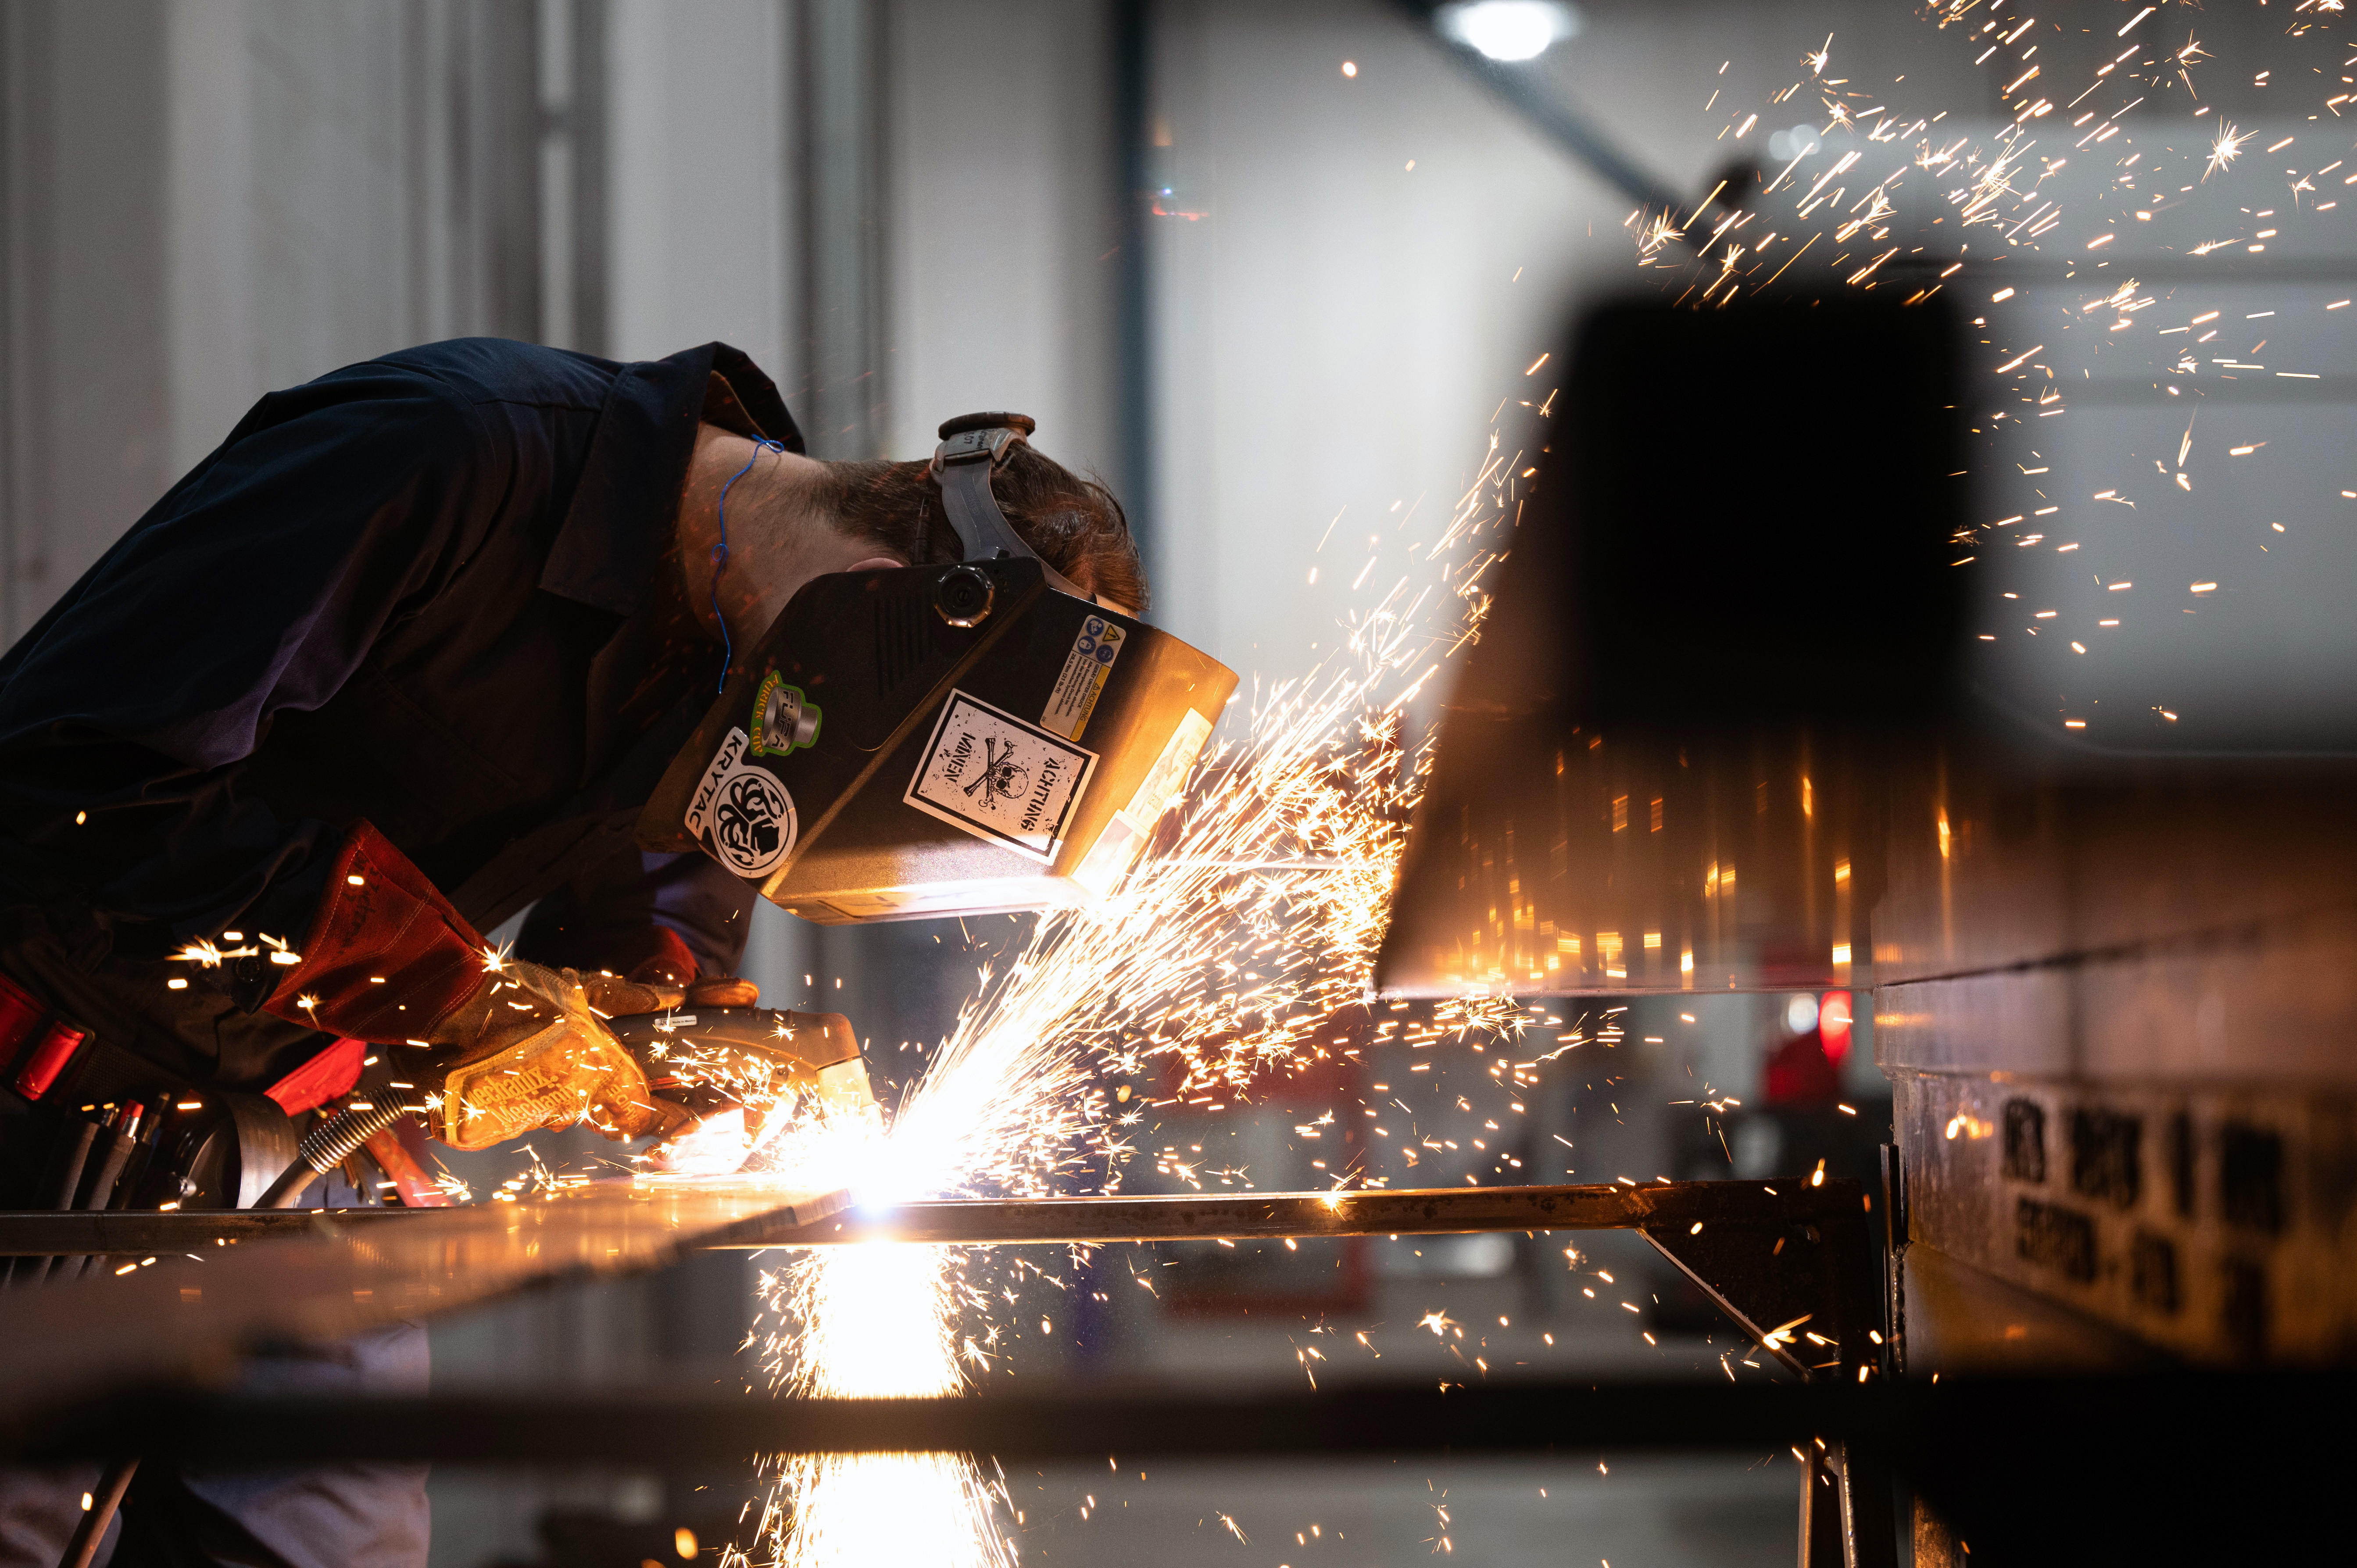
[0, 970, 181, 1114]
[0, 975, 379, 1231]
[0, 970, 173, 1227]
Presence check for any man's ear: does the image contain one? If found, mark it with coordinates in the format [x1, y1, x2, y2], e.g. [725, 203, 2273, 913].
[845, 555, 904, 574]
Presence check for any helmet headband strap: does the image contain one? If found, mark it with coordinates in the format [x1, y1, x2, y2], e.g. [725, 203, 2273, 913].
[931, 412, 1091, 602]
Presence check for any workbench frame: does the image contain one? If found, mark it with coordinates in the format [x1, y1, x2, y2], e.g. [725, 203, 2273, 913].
[0, 1179, 1894, 1568]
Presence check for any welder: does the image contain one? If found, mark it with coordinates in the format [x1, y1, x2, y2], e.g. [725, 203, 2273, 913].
[0, 338, 1147, 1568]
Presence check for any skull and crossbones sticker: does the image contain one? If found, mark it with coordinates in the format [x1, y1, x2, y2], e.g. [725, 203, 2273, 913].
[905, 692, 1095, 863]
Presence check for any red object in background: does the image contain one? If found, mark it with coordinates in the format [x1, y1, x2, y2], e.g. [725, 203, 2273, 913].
[0, 973, 45, 1062]
[1818, 991, 1853, 1064]
[265, 1036, 368, 1115]
[13, 1021, 87, 1101]
[367, 1118, 453, 1207]
[1764, 1029, 1841, 1107]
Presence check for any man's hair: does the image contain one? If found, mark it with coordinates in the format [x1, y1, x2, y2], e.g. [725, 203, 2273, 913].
[821, 449, 1148, 614]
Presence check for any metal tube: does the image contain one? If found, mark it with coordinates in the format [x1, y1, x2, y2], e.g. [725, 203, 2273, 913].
[21, 1378, 1856, 1466]
[14, 1374, 2337, 1568]
[728, 1180, 1862, 1247]
[4, 1120, 95, 1286]
[255, 1104, 414, 1210]
[1385, 1, 1695, 225]
[0, 1181, 1860, 1255]
[56, 1456, 135, 1568]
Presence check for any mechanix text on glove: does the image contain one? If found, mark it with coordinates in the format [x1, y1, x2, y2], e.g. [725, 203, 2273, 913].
[422, 962, 687, 1151]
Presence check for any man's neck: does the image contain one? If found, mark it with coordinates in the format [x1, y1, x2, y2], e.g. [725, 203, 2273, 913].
[674, 425, 906, 680]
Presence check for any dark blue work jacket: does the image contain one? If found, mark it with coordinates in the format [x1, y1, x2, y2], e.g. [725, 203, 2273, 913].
[0, 338, 797, 1090]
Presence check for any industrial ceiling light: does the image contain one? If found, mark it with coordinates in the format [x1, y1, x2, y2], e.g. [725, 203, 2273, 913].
[1436, 1, 1581, 63]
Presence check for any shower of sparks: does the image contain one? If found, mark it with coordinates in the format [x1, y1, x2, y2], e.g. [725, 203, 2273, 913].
[1627, 4, 2357, 733]
[725, 430, 1532, 1568]
[660, 10, 2357, 1563]
[746, 1237, 1007, 1568]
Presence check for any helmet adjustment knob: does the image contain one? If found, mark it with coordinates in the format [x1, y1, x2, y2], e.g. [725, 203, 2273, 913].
[935, 564, 996, 628]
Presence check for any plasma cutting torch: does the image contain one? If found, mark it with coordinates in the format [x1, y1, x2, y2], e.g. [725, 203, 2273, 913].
[608, 1004, 877, 1125]
[253, 1004, 880, 1209]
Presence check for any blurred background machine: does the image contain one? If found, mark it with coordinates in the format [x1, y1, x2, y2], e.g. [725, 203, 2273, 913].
[1379, 286, 2357, 1552]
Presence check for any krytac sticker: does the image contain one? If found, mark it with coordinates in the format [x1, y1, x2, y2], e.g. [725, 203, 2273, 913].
[749, 669, 822, 756]
[905, 692, 1096, 863]
[685, 727, 798, 876]
[1041, 614, 1126, 741]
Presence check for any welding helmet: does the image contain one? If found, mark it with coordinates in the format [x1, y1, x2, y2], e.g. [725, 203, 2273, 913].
[639, 414, 1238, 923]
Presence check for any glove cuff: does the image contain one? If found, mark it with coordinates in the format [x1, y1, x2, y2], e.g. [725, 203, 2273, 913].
[264, 822, 489, 1043]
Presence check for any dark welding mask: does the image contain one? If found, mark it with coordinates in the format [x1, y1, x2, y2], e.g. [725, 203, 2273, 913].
[639, 414, 1238, 923]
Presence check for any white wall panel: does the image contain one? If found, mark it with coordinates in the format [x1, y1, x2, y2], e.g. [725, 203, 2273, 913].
[607, 0, 788, 369]
[887, 0, 1118, 479]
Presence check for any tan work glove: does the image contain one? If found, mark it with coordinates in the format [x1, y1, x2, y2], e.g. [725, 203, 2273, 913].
[418, 962, 688, 1151]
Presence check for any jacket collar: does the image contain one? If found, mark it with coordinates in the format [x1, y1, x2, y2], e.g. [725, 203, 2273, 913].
[538, 342, 804, 617]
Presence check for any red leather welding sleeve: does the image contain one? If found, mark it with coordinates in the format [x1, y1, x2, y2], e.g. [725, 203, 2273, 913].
[263, 821, 488, 1043]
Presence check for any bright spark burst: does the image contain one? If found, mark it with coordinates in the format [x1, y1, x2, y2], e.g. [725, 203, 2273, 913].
[172, 935, 275, 967]
[2206, 120, 2251, 180]
[1635, 208, 1687, 261]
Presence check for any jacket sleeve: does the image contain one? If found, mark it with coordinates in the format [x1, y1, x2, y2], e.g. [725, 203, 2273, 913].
[515, 846, 755, 983]
[0, 363, 503, 959]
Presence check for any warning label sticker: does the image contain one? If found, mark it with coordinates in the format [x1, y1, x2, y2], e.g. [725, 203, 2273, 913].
[1041, 614, 1127, 741]
[905, 692, 1097, 863]
[685, 727, 798, 877]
